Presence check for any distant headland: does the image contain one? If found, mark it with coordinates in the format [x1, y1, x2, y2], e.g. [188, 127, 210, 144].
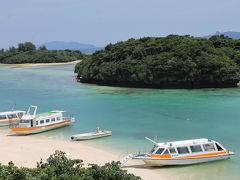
[75, 35, 240, 89]
[41, 41, 103, 54]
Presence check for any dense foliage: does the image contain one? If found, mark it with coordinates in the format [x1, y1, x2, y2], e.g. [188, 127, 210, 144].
[75, 35, 240, 88]
[0, 151, 140, 180]
[0, 42, 82, 64]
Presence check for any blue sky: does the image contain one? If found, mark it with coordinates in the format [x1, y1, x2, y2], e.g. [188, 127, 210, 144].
[0, 0, 239, 48]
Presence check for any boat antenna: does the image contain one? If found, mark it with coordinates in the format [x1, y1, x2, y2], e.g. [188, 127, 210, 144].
[145, 137, 158, 146]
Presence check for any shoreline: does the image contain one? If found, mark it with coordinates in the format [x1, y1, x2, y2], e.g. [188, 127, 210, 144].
[0, 60, 81, 68]
[0, 130, 164, 180]
[77, 78, 240, 89]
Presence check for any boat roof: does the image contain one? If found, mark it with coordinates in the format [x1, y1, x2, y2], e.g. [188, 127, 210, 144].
[157, 138, 215, 147]
[35, 111, 62, 118]
[0, 110, 25, 116]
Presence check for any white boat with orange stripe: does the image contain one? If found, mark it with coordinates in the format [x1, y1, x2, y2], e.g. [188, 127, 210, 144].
[11, 105, 75, 135]
[120, 137, 234, 167]
[0, 110, 25, 127]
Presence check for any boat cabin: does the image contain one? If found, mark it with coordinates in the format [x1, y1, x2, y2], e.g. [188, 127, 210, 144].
[149, 139, 226, 158]
[19, 111, 65, 128]
[17, 105, 67, 128]
[121, 137, 234, 167]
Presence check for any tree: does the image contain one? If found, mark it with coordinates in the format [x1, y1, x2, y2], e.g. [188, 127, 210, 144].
[18, 42, 36, 52]
[38, 45, 47, 50]
[8, 46, 17, 53]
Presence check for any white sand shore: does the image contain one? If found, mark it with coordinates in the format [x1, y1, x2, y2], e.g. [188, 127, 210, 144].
[0, 60, 81, 68]
[0, 131, 164, 180]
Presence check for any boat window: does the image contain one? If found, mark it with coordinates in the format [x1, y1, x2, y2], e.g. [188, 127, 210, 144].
[0, 115, 7, 120]
[169, 148, 176, 154]
[20, 119, 30, 123]
[190, 145, 203, 153]
[36, 121, 38, 125]
[155, 148, 165, 155]
[57, 117, 61, 121]
[51, 118, 55, 122]
[203, 144, 215, 152]
[177, 147, 189, 154]
[163, 149, 169, 154]
[150, 145, 157, 154]
[46, 119, 50, 123]
[215, 143, 224, 151]
[40, 120, 44, 124]
[7, 114, 17, 119]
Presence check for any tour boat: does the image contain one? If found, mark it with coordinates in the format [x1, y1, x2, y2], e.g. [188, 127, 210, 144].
[71, 128, 112, 141]
[0, 110, 25, 127]
[120, 137, 234, 167]
[11, 105, 75, 135]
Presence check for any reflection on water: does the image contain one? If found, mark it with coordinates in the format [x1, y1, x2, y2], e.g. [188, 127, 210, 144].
[0, 64, 240, 179]
[157, 160, 235, 180]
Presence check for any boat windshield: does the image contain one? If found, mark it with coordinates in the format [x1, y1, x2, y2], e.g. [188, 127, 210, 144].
[155, 148, 165, 154]
[149, 145, 158, 154]
[215, 143, 224, 151]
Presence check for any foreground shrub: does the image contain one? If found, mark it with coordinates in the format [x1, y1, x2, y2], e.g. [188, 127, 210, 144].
[0, 151, 140, 180]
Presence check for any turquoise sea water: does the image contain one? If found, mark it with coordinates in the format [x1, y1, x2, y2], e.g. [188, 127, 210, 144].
[0, 64, 240, 179]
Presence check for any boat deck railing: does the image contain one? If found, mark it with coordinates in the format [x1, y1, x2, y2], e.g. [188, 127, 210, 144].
[63, 117, 75, 122]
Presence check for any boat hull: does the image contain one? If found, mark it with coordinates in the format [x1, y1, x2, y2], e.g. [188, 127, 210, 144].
[11, 120, 72, 135]
[71, 131, 112, 141]
[135, 154, 231, 166]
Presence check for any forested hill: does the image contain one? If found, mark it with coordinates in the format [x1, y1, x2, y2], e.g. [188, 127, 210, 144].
[0, 42, 83, 64]
[75, 35, 240, 89]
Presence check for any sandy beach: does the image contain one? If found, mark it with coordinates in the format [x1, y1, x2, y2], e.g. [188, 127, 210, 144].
[0, 60, 81, 68]
[0, 130, 164, 180]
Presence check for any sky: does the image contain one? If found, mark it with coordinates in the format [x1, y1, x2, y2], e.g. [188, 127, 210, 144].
[0, 0, 240, 48]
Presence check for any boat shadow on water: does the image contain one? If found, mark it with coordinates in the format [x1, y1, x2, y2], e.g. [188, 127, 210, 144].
[124, 160, 234, 180]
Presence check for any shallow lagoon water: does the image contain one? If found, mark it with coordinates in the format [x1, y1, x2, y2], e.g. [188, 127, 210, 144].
[0, 64, 240, 179]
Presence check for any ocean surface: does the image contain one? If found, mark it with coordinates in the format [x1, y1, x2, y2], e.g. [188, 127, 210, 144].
[0, 64, 240, 180]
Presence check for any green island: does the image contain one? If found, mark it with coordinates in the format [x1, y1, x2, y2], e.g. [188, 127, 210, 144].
[0, 151, 140, 180]
[75, 35, 240, 88]
[0, 42, 82, 64]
